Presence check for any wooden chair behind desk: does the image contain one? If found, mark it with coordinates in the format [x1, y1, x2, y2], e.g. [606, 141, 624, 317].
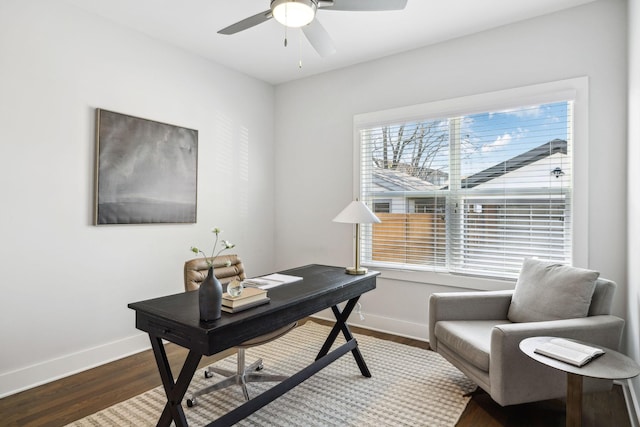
[183, 255, 297, 405]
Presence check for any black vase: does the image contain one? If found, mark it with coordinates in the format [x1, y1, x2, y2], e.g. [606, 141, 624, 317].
[199, 266, 222, 321]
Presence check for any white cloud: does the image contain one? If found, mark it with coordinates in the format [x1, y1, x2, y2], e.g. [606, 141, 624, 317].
[482, 133, 512, 152]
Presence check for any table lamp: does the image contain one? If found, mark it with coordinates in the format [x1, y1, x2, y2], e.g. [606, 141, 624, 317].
[333, 200, 381, 275]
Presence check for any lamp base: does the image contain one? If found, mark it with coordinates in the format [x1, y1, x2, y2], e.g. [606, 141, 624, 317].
[345, 266, 368, 275]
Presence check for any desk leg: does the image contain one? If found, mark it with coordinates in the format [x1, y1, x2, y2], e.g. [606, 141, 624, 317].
[149, 334, 202, 427]
[566, 372, 583, 427]
[315, 296, 371, 378]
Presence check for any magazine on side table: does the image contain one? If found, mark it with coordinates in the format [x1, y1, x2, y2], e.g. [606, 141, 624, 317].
[534, 338, 605, 367]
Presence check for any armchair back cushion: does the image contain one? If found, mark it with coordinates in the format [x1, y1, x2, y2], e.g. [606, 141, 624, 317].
[507, 258, 599, 323]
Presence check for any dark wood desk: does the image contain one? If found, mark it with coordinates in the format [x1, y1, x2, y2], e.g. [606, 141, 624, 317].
[128, 264, 379, 427]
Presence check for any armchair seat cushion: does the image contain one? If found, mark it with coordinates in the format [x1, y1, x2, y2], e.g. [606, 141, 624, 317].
[435, 320, 512, 371]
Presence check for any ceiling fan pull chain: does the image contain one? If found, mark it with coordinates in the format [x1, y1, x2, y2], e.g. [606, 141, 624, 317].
[284, 25, 288, 47]
[298, 30, 303, 69]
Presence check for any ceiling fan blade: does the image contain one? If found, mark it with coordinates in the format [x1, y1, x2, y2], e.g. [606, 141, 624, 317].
[218, 9, 273, 35]
[320, 0, 408, 11]
[302, 19, 336, 57]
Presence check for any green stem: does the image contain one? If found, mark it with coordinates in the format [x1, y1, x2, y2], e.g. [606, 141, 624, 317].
[209, 234, 219, 259]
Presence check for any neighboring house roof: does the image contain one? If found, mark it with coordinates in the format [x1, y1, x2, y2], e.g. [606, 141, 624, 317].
[461, 139, 567, 189]
[373, 167, 442, 192]
[372, 138, 568, 192]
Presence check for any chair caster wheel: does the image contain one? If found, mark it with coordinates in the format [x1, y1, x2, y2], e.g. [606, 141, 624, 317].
[204, 370, 213, 378]
[186, 398, 196, 407]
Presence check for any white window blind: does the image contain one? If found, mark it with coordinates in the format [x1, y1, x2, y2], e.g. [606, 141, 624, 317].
[358, 101, 573, 279]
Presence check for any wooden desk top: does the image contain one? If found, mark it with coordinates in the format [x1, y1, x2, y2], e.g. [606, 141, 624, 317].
[129, 264, 378, 355]
[520, 336, 640, 380]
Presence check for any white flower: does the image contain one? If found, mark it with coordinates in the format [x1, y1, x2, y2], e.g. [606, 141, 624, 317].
[190, 227, 236, 267]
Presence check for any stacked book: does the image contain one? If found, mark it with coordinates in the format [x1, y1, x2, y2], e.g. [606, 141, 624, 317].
[221, 287, 270, 313]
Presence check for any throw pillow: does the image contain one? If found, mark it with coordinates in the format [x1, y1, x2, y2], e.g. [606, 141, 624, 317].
[507, 258, 599, 323]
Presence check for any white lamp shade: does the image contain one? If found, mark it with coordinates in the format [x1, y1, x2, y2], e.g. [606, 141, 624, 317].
[272, 0, 317, 28]
[332, 201, 381, 224]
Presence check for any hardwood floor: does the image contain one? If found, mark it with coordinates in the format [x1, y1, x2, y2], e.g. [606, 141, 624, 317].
[0, 318, 631, 427]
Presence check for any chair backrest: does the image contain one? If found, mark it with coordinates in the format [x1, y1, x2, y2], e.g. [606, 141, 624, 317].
[184, 254, 246, 292]
[588, 277, 617, 316]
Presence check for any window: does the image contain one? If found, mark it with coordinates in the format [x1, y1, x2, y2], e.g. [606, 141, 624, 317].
[355, 83, 581, 280]
[373, 200, 391, 213]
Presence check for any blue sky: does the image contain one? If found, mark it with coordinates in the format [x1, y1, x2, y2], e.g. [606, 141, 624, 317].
[460, 101, 569, 175]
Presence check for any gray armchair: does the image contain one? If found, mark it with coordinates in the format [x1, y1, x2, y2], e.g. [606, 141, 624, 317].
[429, 275, 624, 406]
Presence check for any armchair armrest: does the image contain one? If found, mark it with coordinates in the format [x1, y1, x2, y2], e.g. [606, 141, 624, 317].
[428, 290, 513, 349]
[492, 314, 625, 352]
[489, 315, 625, 405]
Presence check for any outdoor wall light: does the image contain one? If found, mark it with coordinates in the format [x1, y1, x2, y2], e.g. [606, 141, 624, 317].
[551, 167, 565, 178]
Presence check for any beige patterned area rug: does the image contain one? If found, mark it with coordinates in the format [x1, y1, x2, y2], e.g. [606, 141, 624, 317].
[68, 321, 475, 426]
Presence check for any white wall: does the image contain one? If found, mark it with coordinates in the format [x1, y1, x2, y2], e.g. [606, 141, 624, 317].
[274, 0, 629, 339]
[1, 0, 634, 405]
[0, 0, 276, 397]
[627, 0, 640, 419]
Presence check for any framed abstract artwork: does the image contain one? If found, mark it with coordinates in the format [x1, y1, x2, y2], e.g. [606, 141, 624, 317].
[94, 109, 198, 225]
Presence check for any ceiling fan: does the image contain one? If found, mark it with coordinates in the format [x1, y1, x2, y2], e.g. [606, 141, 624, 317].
[218, 0, 408, 57]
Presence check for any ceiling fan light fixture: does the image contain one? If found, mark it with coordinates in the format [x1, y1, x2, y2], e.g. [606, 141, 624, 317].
[271, 0, 317, 28]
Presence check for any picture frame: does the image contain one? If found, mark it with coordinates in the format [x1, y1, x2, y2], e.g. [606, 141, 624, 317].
[94, 109, 198, 225]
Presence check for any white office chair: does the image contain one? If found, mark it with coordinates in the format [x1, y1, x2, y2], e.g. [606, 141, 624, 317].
[183, 255, 296, 405]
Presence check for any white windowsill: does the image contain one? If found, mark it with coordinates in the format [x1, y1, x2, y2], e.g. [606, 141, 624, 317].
[367, 265, 516, 291]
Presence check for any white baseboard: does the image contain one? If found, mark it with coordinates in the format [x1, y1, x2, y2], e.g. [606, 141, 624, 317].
[0, 333, 150, 399]
[620, 378, 640, 427]
[311, 309, 429, 343]
[1, 311, 427, 400]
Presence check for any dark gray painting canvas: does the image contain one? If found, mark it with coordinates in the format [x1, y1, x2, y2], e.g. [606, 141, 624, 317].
[95, 109, 198, 225]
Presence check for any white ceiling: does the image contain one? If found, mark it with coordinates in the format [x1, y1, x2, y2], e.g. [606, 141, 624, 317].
[63, 0, 596, 85]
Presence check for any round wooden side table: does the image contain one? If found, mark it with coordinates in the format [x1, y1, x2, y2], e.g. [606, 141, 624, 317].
[520, 336, 640, 427]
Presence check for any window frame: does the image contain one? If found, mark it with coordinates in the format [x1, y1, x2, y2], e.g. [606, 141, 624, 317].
[352, 77, 589, 290]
